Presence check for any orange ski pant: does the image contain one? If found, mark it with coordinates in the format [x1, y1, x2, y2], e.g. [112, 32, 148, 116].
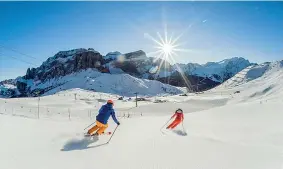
[167, 119, 182, 129]
[87, 121, 108, 135]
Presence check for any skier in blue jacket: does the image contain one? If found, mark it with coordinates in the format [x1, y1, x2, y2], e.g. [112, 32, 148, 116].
[87, 100, 120, 136]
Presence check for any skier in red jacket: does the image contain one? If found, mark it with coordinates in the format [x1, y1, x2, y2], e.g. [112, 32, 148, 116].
[167, 108, 184, 129]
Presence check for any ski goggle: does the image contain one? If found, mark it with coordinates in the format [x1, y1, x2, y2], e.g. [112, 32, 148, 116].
[176, 110, 183, 113]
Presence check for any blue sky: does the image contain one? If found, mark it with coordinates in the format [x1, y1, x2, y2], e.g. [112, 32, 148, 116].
[0, 1, 282, 80]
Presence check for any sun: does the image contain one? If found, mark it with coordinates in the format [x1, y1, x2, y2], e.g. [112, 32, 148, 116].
[144, 30, 184, 62]
[144, 27, 194, 91]
[162, 43, 173, 55]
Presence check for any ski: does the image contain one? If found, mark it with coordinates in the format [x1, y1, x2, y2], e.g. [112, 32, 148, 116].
[100, 131, 112, 135]
[84, 131, 112, 137]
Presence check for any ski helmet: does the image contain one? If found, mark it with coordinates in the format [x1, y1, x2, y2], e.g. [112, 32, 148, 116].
[176, 108, 183, 113]
[107, 100, 114, 105]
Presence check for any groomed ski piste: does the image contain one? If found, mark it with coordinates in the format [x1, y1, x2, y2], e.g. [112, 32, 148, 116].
[1, 60, 283, 169]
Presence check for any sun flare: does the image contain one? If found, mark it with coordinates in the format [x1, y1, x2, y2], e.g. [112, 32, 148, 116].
[162, 43, 173, 55]
[144, 27, 193, 91]
[144, 30, 185, 62]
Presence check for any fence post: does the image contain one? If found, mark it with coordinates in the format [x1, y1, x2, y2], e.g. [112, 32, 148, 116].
[135, 92, 138, 107]
[37, 97, 40, 119]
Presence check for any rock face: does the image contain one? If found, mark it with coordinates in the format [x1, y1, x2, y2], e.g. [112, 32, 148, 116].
[26, 68, 36, 79]
[15, 81, 27, 97]
[112, 51, 172, 78]
[25, 48, 104, 82]
[73, 50, 103, 71]
[157, 72, 220, 92]
[113, 50, 147, 76]
[0, 47, 253, 97]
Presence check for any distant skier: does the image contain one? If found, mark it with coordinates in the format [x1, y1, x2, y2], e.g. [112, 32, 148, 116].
[166, 108, 184, 129]
[87, 100, 120, 136]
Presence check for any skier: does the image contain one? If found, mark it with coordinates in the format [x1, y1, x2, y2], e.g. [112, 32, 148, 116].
[166, 108, 184, 129]
[87, 100, 120, 136]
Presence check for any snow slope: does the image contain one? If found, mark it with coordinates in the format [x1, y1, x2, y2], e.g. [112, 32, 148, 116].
[27, 68, 183, 97]
[0, 60, 283, 169]
[1, 98, 283, 169]
[209, 60, 283, 103]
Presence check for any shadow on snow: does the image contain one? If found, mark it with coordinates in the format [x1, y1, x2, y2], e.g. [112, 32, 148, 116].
[172, 129, 188, 136]
[61, 136, 107, 151]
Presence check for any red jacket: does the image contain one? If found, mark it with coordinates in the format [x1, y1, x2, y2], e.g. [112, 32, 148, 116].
[171, 112, 184, 121]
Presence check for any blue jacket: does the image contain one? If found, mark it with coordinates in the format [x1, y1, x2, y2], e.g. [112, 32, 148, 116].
[96, 104, 119, 125]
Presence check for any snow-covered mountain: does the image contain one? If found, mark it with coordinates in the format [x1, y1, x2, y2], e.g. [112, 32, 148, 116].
[173, 57, 252, 82]
[0, 48, 253, 97]
[216, 60, 282, 89]
[29, 68, 183, 97]
[212, 60, 283, 104]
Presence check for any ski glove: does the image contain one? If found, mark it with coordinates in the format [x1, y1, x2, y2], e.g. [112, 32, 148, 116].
[117, 122, 120, 125]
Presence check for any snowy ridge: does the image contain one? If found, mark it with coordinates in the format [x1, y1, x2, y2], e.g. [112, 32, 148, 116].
[217, 60, 283, 89]
[104, 51, 122, 60]
[43, 48, 88, 65]
[208, 60, 283, 103]
[29, 68, 183, 97]
[173, 57, 251, 82]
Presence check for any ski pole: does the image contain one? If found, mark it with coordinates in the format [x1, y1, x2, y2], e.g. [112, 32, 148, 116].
[160, 117, 172, 130]
[106, 125, 119, 144]
[83, 121, 96, 130]
[182, 121, 187, 135]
